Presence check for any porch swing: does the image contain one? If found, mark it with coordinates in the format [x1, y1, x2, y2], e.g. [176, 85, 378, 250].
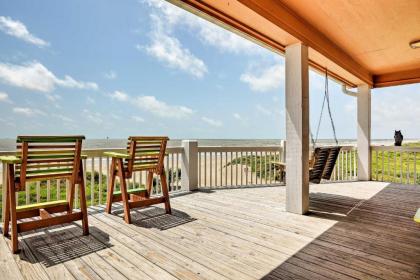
[274, 70, 342, 184]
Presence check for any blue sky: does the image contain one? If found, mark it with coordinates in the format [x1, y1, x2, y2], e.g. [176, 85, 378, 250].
[0, 0, 418, 140]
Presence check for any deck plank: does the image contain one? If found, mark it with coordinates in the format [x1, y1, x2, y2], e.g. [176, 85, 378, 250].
[1, 182, 419, 280]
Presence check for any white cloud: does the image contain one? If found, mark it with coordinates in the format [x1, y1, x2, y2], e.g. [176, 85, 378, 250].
[240, 64, 284, 92]
[0, 16, 49, 47]
[104, 70, 117, 80]
[0, 61, 98, 93]
[256, 104, 273, 116]
[0, 91, 11, 103]
[13, 107, 46, 116]
[86, 96, 95, 104]
[133, 95, 194, 119]
[54, 114, 74, 123]
[202, 116, 223, 127]
[144, 0, 261, 55]
[83, 109, 103, 125]
[132, 116, 145, 122]
[143, 16, 207, 78]
[55, 75, 98, 90]
[233, 113, 243, 120]
[110, 90, 129, 101]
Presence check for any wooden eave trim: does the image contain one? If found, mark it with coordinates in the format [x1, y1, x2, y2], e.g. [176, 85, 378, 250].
[236, 0, 373, 86]
[373, 68, 420, 88]
[173, 0, 358, 87]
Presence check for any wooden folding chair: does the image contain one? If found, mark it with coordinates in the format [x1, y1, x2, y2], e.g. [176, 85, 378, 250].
[0, 136, 89, 253]
[104, 136, 171, 224]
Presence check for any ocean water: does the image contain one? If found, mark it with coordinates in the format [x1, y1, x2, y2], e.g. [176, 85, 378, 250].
[0, 138, 410, 151]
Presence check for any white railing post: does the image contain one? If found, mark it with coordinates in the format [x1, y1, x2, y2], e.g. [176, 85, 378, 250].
[1, 163, 6, 222]
[181, 140, 198, 191]
[281, 140, 286, 163]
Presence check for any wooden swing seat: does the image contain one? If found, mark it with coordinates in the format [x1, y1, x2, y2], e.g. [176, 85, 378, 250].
[273, 146, 342, 184]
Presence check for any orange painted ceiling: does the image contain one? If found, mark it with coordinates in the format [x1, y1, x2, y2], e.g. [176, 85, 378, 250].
[174, 0, 420, 88]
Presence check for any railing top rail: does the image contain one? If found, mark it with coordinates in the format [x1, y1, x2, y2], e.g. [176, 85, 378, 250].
[0, 146, 184, 157]
[371, 145, 420, 152]
[197, 146, 283, 153]
[0, 144, 359, 157]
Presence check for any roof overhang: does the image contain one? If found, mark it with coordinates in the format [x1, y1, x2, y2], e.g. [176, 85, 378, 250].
[169, 0, 420, 88]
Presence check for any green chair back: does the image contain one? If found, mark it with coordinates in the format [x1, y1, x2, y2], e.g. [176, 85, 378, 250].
[125, 136, 168, 175]
[15, 136, 85, 187]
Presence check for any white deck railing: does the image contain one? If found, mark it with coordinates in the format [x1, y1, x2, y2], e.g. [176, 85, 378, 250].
[371, 145, 420, 185]
[3, 142, 417, 218]
[197, 146, 284, 187]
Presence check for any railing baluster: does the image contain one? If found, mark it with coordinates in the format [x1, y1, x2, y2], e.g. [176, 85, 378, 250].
[26, 181, 30, 204]
[375, 150, 378, 181]
[414, 152, 417, 185]
[400, 151, 403, 183]
[99, 157, 102, 205]
[198, 152, 201, 187]
[221, 152, 224, 186]
[56, 179, 60, 201]
[240, 151, 244, 186]
[171, 154, 174, 189]
[245, 152, 249, 184]
[91, 157, 95, 205]
[230, 152, 232, 186]
[381, 151, 384, 182]
[387, 151, 390, 182]
[345, 150, 348, 181]
[47, 180, 51, 202]
[176, 153, 179, 191]
[106, 157, 110, 199]
[204, 152, 207, 187]
[36, 181, 40, 203]
[210, 152, 212, 187]
[235, 151, 238, 186]
[407, 152, 410, 184]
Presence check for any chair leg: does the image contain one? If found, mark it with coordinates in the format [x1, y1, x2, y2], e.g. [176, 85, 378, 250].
[117, 159, 131, 224]
[160, 172, 171, 214]
[105, 158, 116, 214]
[146, 171, 153, 198]
[67, 181, 76, 214]
[8, 165, 19, 253]
[3, 170, 10, 237]
[78, 162, 89, 236]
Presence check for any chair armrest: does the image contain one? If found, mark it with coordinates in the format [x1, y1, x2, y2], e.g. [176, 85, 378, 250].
[81, 154, 88, 160]
[0, 156, 21, 164]
[104, 151, 131, 159]
[271, 161, 286, 167]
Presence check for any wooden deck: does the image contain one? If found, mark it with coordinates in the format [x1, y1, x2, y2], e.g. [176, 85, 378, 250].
[1, 182, 419, 280]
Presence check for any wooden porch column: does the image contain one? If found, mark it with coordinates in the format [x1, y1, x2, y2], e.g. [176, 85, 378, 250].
[285, 43, 309, 214]
[357, 84, 371, 180]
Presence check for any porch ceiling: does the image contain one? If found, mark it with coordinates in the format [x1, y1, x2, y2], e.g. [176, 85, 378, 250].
[172, 0, 420, 88]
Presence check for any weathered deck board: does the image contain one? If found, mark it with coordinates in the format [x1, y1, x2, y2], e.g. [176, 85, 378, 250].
[1, 182, 419, 280]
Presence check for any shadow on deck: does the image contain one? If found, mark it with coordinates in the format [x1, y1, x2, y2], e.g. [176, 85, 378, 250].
[263, 184, 420, 279]
[1, 182, 419, 279]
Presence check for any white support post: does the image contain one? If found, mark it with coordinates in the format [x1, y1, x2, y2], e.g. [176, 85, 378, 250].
[181, 140, 198, 191]
[357, 84, 371, 181]
[285, 43, 310, 215]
